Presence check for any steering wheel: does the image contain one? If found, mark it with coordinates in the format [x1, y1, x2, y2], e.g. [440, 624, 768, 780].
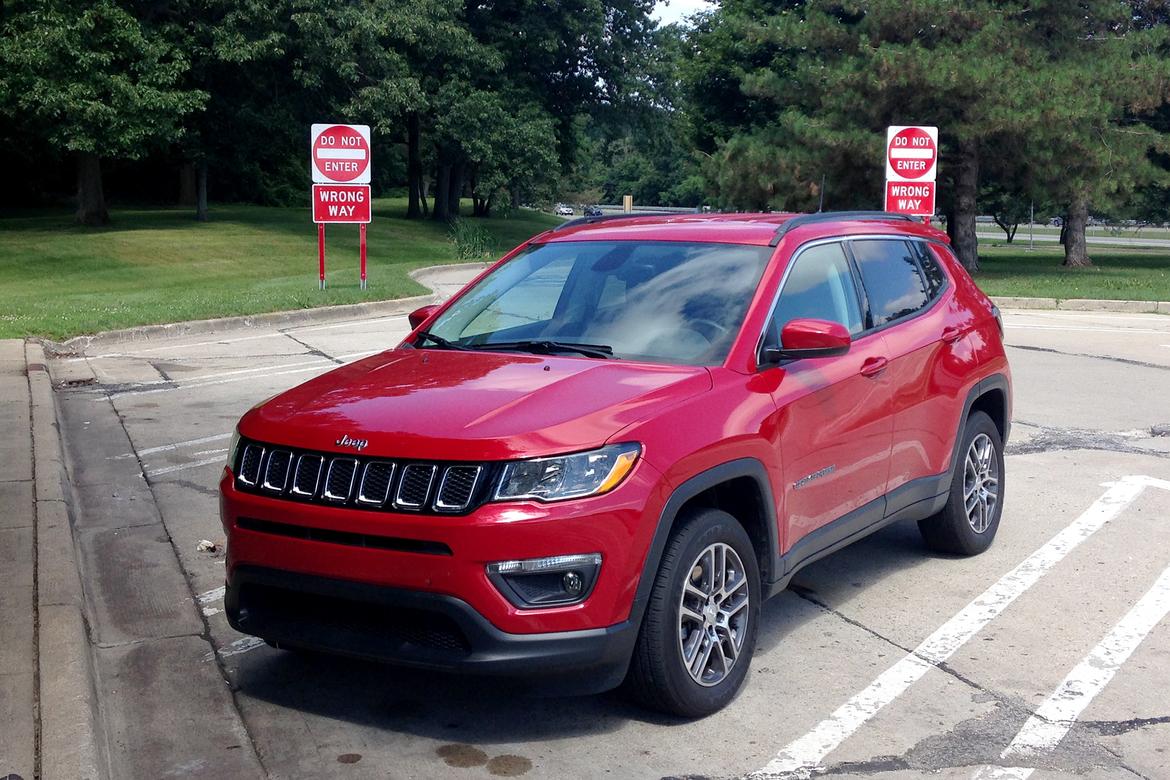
[687, 318, 729, 342]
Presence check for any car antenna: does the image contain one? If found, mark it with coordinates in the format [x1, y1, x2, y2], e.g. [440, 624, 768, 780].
[817, 174, 826, 213]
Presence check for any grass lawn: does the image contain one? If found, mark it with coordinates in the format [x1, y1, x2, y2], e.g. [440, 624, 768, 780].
[974, 244, 1170, 302]
[0, 199, 559, 340]
[2, 205, 1167, 340]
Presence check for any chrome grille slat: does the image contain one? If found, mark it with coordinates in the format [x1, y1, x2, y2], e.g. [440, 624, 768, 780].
[323, 458, 359, 503]
[291, 455, 324, 497]
[235, 440, 485, 515]
[237, 445, 264, 486]
[435, 465, 482, 511]
[395, 464, 437, 509]
[261, 450, 292, 492]
[356, 461, 395, 506]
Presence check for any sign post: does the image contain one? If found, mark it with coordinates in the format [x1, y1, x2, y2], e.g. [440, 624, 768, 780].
[310, 123, 372, 289]
[883, 125, 938, 219]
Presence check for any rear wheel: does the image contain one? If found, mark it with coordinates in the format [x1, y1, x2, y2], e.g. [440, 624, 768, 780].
[919, 410, 1004, 555]
[625, 508, 761, 717]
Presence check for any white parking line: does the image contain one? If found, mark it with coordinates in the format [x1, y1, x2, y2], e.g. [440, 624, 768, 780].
[753, 476, 1167, 779]
[197, 586, 226, 617]
[1006, 324, 1170, 336]
[144, 455, 227, 478]
[63, 315, 406, 362]
[203, 636, 266, 661]
[109, 350, 379, 398]
[971, 562, 1170, 780]
[112, 432, 232, 460]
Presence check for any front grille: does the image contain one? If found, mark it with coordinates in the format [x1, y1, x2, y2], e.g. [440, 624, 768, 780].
[436, 466, 482, 511]
[233, 439, 496, 516]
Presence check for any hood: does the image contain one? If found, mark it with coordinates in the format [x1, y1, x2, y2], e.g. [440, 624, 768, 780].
[240, 347, 711, 460]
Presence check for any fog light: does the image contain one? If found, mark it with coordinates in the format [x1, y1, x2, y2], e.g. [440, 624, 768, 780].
[562, 571, 584, 597]
[487, 553, 602, 609]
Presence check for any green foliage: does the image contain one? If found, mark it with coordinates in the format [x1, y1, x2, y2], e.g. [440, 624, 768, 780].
[0, 0, 205, 157]
[448, 216, 494, 261]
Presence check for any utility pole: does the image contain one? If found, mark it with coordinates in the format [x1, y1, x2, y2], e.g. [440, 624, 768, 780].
[1029, 200, 1034, 251]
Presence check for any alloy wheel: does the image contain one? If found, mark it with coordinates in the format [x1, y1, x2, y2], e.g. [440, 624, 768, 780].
[963, 432, 999, 533]
[677, 542, 750, 687]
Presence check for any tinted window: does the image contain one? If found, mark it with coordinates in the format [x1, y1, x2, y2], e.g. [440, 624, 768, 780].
[914, 242, 947, 296]
[771, 242, 863, 343]
[851, 240, 930, 326]
[427, 241, 773, 365]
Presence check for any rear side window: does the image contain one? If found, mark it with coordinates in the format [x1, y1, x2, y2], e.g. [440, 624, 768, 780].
[850, 239, 930, 327]
[914, 242, 947, 296]
[771, 242, 864, 341]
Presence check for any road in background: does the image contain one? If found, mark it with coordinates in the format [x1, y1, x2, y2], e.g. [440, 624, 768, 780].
[43, 302, 1170, 779]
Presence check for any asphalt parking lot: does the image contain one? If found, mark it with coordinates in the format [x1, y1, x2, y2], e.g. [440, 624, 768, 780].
[44, 294, 1170, 779]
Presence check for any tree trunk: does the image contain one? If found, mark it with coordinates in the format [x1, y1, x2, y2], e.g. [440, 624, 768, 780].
[75, 152, 109, 226]
[447, 162, 464, 219]
[179, 163, 197, 206]
[195, 161, 209, 222]
[951, 139, 979, 272]
[1062, 196, 1092, 267]
[406, 113, 423, 219]
[432, 163, 451, 222]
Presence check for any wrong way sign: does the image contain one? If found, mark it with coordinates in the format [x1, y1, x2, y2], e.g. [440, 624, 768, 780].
[885, 126, 938, 182]
[312, 184, 371, 223]
[311, 123, 371, 184]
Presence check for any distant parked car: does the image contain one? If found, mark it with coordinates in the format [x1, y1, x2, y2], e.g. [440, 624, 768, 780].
[1049, 217, 1063, 227]
[584, 205, 603, 217]
[555, 204, 574, 216]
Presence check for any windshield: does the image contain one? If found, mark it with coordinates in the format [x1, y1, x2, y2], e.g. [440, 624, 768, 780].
[422, 241, 773, 365]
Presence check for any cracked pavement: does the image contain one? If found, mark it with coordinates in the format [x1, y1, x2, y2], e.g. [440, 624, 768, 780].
[41, 303, 1170, 779]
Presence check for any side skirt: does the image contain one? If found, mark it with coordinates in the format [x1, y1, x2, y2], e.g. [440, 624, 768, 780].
[764, 472, 949, 599]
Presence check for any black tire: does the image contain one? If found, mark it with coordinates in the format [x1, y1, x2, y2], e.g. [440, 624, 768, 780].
[918, 410, 1004, 555]
[624, 508, 761, 717]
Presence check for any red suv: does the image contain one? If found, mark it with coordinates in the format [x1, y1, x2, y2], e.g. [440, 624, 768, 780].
[220, 211, 1010, 716]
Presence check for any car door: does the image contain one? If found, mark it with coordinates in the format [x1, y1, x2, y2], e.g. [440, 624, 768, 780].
[846, 238, 952, 513]
[762, 240, 895, 552]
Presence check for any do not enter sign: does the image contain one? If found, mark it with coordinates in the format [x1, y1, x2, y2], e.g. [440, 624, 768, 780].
[311, 124, 371, 184]
[886, 126, 938, 182]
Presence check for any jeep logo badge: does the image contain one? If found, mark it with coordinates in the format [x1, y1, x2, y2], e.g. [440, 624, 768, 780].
[335, 434, 368, 452]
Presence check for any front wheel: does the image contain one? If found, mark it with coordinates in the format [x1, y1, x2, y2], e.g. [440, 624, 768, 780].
[625, 508, 761, 717]
[919, 410, 1005, 555]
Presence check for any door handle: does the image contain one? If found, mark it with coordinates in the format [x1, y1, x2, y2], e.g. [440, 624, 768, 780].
[941, 326, 963, 344]
[860, 356, 888, 378]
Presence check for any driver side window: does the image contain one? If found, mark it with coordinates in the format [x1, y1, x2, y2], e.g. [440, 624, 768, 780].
[769, 242, 863, 346]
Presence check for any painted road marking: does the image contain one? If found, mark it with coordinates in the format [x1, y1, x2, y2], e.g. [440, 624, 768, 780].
[144, 455, 228, 478]
[970, 561, 1170, 780]
[62, 314, 407, 361]
[753, 475, 1170, 779]
[1006, 324, 1170, 336]
[110, 432, 232, 460]
[197, 586, 226, 617]
[108, 350, 379, 398]
[203, 636, 266, 661]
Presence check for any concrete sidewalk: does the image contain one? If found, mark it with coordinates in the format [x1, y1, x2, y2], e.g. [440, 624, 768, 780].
[1, 339, 103, 780]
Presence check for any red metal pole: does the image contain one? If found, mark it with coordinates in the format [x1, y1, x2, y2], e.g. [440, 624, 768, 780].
[359, 223, 367, 290]
[318, 223, 326, 290]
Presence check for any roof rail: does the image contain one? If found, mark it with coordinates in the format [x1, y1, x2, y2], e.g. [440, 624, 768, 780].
[551, 211, 683, 232]
[768, 211, 919, 246]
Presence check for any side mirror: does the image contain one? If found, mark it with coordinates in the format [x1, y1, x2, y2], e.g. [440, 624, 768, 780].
[408, 304, 440, 330]
[761, 318, 851, 364]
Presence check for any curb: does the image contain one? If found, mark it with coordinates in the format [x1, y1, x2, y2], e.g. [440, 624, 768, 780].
[992, 296, 1170, 314]
[44, 261, 490, 357]
[26, 342, 105, 780]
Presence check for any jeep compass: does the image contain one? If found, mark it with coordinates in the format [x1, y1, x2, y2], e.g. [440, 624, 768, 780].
[220, 211, 1011, 717]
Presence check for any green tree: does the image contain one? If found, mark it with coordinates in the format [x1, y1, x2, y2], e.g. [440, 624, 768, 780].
[0, 0, 205, 224]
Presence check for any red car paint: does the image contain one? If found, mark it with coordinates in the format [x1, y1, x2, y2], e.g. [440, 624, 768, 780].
[220, 212, 1010, 686]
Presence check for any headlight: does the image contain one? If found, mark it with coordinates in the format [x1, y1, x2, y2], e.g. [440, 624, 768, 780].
[494, 443, 640, 502]
[225, 428, 241, 471]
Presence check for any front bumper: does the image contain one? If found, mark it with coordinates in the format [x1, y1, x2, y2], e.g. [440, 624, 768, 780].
[226, 565, 638, 694]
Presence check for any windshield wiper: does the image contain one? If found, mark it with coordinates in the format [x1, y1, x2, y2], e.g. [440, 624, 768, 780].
[414, 330, 469, 350]
[468, 340, 614, 359]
